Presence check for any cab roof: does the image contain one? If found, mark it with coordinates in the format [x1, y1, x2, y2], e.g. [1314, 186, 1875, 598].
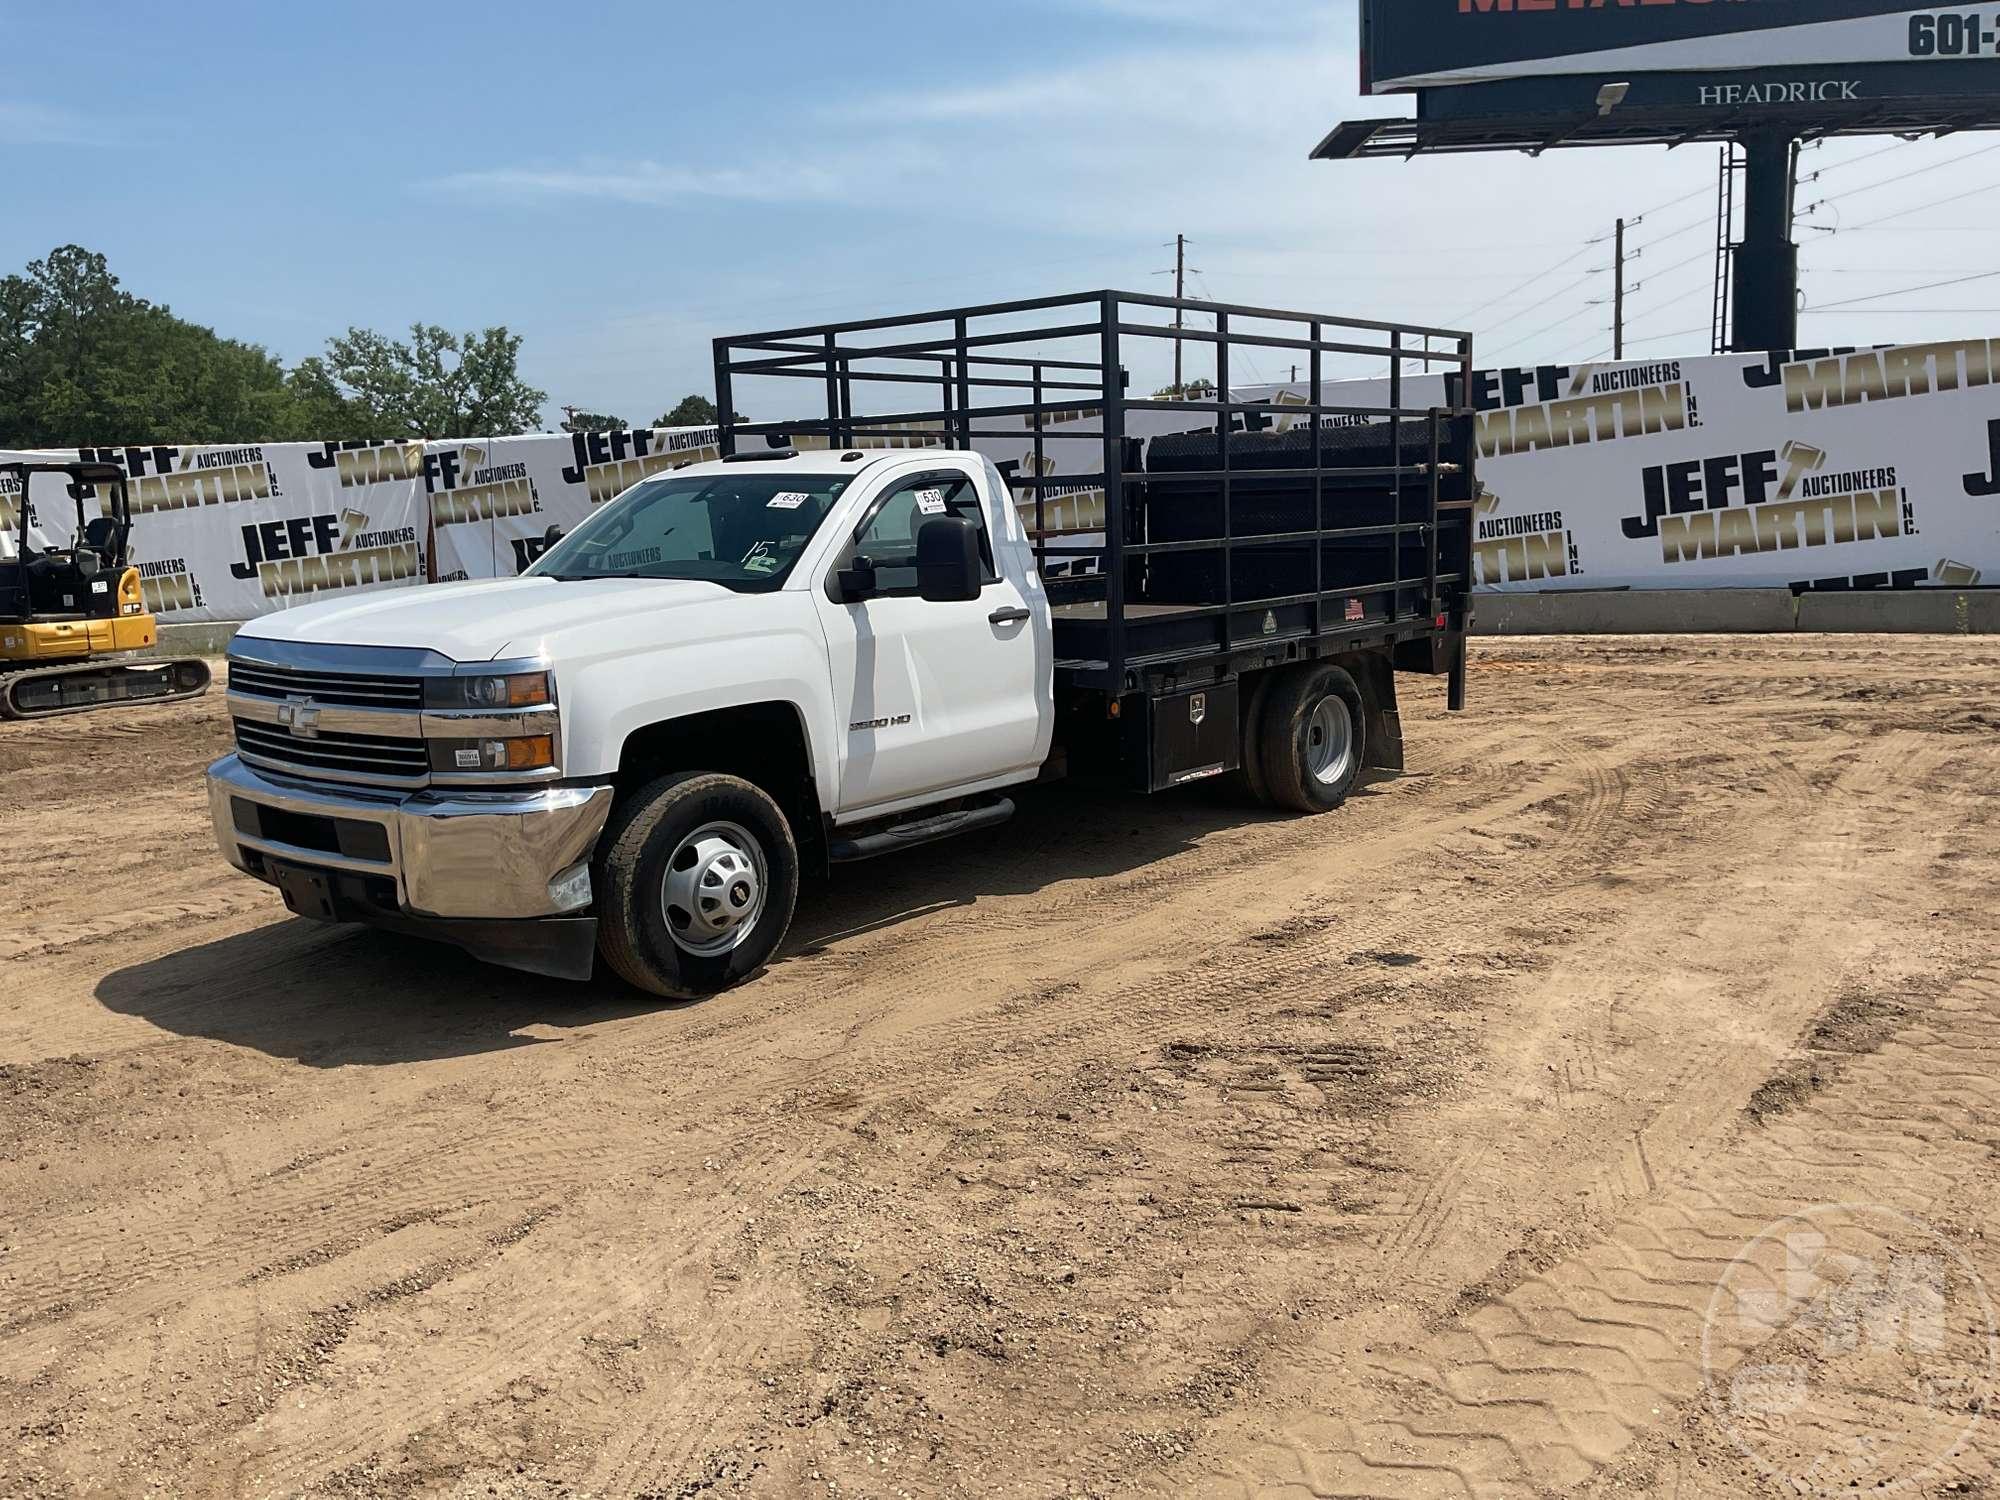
[693, 447, 976, 477]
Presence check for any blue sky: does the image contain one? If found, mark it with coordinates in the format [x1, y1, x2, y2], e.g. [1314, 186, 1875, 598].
[7, 1, 1996, 428]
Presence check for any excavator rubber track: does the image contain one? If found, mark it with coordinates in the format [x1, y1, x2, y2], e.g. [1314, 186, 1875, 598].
[0, 656, 212, 721]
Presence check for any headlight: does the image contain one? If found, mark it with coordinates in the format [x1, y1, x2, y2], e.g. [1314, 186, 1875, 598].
[431, 735, 557, 773]
[426, 670, 553, 709]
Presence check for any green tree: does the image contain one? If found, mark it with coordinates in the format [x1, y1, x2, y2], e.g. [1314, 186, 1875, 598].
[1149, 377, 1216, 402]
[0, 245, 554, 446]
[319, 323, 547, 437]
[283, 354, 371, 437]
[560, 409, 627, 434]
[0, 244, 330, 447]
[654, 393, 740, 428]
[0, 244, 312, 446]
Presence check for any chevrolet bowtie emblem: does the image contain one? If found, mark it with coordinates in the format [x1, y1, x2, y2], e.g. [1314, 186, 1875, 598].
[278, 697, 322, 739]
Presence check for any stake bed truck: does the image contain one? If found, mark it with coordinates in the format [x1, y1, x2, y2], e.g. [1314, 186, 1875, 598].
[208, 292, 1475, 996]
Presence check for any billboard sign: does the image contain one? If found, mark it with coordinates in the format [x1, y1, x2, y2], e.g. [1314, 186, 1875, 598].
[1365, 3, 1987, 95]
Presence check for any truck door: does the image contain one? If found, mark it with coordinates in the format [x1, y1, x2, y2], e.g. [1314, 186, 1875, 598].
[814, 467, 1046, 816]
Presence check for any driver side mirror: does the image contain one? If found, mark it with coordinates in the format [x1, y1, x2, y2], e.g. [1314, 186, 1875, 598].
[543, 524, 565, 547]
[916, 515, 982, 603]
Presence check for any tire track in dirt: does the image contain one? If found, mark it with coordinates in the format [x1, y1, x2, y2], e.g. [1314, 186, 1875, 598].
[0, 747, 1629, 1355]
[1155, 704, 1955, 1497]
[7, 639, 1996, 1498]
[1185, 963, 2000, 1497]
[405, 719, 1752, 1495]
[577, 729, 1808, 1497]
[4, 726, 1658, 1489]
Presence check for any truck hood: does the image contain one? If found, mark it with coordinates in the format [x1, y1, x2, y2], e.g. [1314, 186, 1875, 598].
[235, 576, 741, 662]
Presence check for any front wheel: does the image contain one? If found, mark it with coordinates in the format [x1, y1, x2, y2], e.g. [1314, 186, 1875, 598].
[594, 771, 800, 998]
[1257, 664, 1367, 814]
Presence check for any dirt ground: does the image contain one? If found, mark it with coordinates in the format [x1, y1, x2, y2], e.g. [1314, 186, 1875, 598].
[2, 634, 1997, 1500]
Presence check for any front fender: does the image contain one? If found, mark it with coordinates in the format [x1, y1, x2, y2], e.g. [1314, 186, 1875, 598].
[550, 623, 837, 815]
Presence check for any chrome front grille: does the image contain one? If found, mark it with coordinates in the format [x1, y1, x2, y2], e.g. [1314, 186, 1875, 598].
[227, 661, 424, 711]
[232, 717, 430, 784]
[225, 641, 559, 793]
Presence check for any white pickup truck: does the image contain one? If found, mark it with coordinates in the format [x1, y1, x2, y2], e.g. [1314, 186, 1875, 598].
[208, 292, 1473, 996]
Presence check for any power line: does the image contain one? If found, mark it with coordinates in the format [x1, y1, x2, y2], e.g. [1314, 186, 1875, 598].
[1808, 266, 2000, 312]
[1621, 210, 1715, 258]
[1446, 240, 1600, 327]
[1803, 266, 2000, 274]
[1830, 175, 2000, 233]
[1797, 136, 1922, 184]
[1614, 325, 1709, 351]
[1446, 182, 1712, 335]
[1622, 183, 1714, 222]
[1615, 278, 1710, 334]
[1810, 225, 2000, 233]
[1472, 264, 1609, 339]
[1804, 307, 2000, 316]
[1200, 240, 1588, 263]
[1481, 299, 1610, 363]
[1193, 266, 1631, 285]
[1624, 248, 1711, 300]
[1799, 139, 2000, 217]
[1190, 271, 1270, 386]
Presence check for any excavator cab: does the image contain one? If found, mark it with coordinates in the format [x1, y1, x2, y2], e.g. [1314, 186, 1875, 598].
[0, 461, 210, 719]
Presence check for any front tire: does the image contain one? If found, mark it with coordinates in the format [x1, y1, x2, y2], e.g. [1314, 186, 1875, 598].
[1257, 664, 1367, 814]
[594, 771, 800, 998]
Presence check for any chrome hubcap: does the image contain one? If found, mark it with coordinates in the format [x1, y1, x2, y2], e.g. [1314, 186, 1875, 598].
[661, 821, 766, 956]
[1306, 696, 1355, 787]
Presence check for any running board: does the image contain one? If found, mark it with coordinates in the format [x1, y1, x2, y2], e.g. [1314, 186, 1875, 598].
[828, 796, 1016, 863]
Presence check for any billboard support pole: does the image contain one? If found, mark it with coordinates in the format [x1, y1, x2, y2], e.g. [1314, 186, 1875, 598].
[1729, 129, 1799, 354]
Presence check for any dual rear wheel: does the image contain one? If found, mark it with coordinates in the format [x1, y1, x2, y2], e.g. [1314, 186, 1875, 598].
[1243, 662, 1367, 815]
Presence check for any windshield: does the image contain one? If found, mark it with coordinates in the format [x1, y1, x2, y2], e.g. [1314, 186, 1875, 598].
[529, 471, 853, 589]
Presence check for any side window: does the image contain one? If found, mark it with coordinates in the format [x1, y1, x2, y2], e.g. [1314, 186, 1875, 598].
[854, 473, 997, 594]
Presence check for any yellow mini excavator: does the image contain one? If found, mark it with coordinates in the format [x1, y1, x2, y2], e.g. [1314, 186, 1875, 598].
[0, 460, 210, 719]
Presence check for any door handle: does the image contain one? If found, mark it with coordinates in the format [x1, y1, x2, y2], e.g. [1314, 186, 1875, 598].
[988, 606, 1032, 626]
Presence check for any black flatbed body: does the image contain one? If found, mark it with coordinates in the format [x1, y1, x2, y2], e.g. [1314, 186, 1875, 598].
[712, 290, 1476, 703]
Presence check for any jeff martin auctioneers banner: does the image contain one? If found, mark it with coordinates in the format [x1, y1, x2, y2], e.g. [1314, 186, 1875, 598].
[3, 340, 1996, 622]
[1246, 340, 2000, 595]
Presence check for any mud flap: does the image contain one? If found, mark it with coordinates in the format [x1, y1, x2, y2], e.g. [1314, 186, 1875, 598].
[1353, 653, 1405, 774]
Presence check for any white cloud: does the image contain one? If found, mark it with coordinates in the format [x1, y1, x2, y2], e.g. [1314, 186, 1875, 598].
[493, 5, 2000, 410]
[429, 143, 943, 206]
[1053, 0, 1330, 28]
[0, 98, 112, 146]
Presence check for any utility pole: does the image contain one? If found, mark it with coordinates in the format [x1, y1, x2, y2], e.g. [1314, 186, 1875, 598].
[1613, 218, 1626, 361]
[1173, 233, 1187, 395]
[1156, 235, 1200, 395]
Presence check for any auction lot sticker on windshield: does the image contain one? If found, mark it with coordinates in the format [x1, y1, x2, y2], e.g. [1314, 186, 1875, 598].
[767, 491, 810, 510]
[916, 488, 947, 515]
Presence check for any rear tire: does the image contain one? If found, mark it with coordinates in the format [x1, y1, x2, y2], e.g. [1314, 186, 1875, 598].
[594, 771, 800, 998]
[1257, 664, 1366, 814]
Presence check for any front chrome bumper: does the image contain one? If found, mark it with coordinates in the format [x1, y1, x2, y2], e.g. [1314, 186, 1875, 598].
[207, 753, 615, 921]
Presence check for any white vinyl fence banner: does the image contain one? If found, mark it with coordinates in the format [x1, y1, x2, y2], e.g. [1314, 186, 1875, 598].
[2, 427, 721, 623]
[1241, 340, 2000, 593]
[5, 341, 1995, 623]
